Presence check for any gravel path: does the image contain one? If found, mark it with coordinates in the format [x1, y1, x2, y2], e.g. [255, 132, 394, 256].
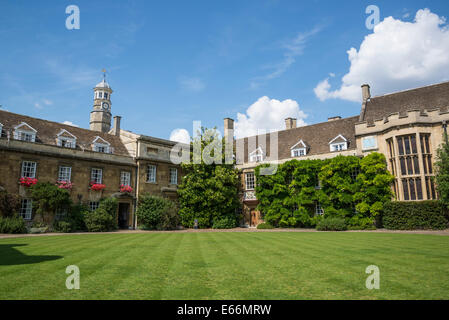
[1, 228, 448, 239]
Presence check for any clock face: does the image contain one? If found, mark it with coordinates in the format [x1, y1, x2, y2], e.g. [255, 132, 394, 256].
[102, 102, 110, 111]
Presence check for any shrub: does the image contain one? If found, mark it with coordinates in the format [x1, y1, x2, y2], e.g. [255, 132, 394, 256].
[0, 190, 20, 218]
[84, 208, 116, 232]
[256, 222, 274, 229]
[316, 217, 347, 231]
[383, 201, 448, 230]
[0, 215, 27, 234]
[84, 197, 119, 232]
[212, 215, 237, 229]
[136, 194, 179, 230]
[53, 221, 72, 233]
[68, 204, 88, 232]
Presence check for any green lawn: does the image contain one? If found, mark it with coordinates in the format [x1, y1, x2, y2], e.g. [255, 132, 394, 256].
[1, 232, 449, 300]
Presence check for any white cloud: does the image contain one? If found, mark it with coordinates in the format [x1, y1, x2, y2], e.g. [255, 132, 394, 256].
[43, 99, 53, 106]
[34, 103, 42, 109]
[234, 96, 307, 139]
[179, 77, 205, 92]
[62, 121, 79, 127]
[169, 128, 191, 144]
[251, 27, 321, 88]
[314, 9, 449, 102]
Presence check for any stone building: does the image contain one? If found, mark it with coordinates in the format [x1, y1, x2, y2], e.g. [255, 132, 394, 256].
[0, 78, 183, 229]
[226, 81, 449, 227]
[1, 77, 448, 229]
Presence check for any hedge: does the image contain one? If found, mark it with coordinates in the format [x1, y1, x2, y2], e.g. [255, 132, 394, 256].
[383, 201, 449, 230]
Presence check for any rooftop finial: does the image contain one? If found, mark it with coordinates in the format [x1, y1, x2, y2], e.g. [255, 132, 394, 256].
[102, 68, 107, 81]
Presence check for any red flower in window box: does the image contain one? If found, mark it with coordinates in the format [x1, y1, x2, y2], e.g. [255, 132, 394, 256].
[19, 177, 38, 187]
[89, 181, 106, 191]
[56, 180, 73, 190]
[119, 184, 133, 193]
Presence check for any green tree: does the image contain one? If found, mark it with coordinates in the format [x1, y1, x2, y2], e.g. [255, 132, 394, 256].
[435, 133, 449, 210]
[178, 127, 240, 228]
[30, 182, 72, 223]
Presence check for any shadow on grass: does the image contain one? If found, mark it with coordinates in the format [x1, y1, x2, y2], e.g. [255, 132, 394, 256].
[0, 244, 63, 266]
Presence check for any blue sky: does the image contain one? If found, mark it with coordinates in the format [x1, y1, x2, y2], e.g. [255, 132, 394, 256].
[1, 0, 449, 141]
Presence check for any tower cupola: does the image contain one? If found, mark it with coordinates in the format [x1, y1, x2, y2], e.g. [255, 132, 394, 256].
[90, 71, 113, 133]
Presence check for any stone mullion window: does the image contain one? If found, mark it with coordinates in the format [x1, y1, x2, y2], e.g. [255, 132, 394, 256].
[392, 137, 405, 200]
[419, 133, 436, 199]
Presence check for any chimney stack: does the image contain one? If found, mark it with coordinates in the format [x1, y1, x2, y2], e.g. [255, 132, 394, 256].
[361, 84, 371, 101]
[112, 116, 121, 136]
[224, 118, 234, 142]
[285, 118, 297, 130]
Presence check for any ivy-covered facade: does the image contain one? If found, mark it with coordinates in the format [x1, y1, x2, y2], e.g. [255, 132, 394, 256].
[227, 82, 449, 227]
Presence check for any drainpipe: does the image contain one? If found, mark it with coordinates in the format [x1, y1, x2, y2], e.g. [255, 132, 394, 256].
[133, 161, 139, 230]
[443, 120, 448, 144]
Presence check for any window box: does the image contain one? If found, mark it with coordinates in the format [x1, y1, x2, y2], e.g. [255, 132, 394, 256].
[89, 182, 106, 191]
[56, 180, 73, 190]
[19, 177, 38, 187]
[120, 184, 133, 193]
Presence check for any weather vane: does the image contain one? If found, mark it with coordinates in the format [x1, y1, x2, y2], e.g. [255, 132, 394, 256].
[102, 69, 107, 81]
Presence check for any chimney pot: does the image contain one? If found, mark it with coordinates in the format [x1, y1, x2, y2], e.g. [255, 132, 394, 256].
[285, 118, 297, 130]
[361, 84, 371, 101]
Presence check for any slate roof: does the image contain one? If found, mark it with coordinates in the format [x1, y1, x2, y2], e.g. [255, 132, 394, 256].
[237, 116, 359, 163]
[362, 81, 449, 124]
[0, 110, 130, 156]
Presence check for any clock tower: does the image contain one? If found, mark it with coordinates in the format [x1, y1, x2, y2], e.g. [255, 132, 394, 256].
[89, 75, 113, 133]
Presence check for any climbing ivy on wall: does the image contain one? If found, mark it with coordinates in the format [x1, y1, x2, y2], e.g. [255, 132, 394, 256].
[255, 153, 394, 229]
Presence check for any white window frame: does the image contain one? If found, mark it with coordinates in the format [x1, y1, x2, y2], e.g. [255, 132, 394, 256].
[19, 199, 33, 220]
[291, 140, 307, 157]
[58, 166, 72, 182]
[169, 168, 178, 185]
[315, 202, 324, 216]
[120, 171, 131, 186]
[92, 136, 111, 153]
[249, 147, 264, 163]
[147, 165, 157, 183]
[91, 168, 103, 184]
[14, 123, 37, 143]
[0, 123, 3, 137]
[362, 135, 378, 151]
[21, 161, 37, 178]
[245, 172, 255, 190]
[89, 201, 100, 211]
[329, 134, 348, 152]
[57, 129, 77, 149]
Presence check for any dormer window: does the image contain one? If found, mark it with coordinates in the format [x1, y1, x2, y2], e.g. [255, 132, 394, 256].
[249, 147, 264, 163]
[329, 134, 348, 152]
[57, 129, 77, 149]
[14, 122, 37, 142]
[291, 139, 307, 157]
[92, 136, 111, 153]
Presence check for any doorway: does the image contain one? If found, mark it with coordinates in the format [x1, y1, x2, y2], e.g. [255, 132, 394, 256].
[118, 203, 130, 229]
[250, 210, 259, 227]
